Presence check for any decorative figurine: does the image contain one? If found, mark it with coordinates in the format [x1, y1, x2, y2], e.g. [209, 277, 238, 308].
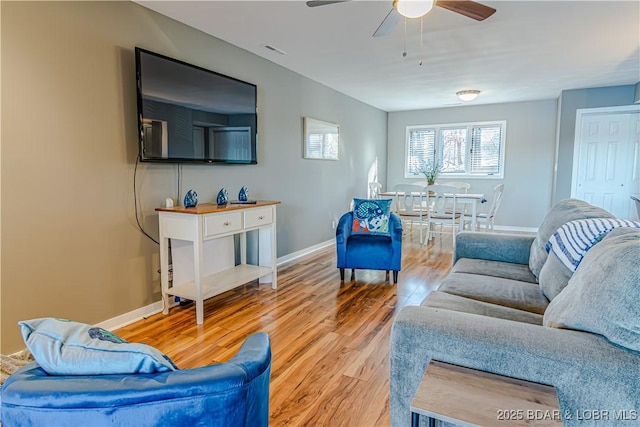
[216, 188, 229, 206]
[183, 190, 198, 208]
[239, 186, 249, 202]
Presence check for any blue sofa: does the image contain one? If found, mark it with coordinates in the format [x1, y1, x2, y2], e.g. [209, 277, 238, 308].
[336, 210, 403, 283]
[1, 332, 271, 427]
[390, 199, 640, 426]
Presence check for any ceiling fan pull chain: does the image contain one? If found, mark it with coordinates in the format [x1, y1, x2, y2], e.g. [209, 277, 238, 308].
[419, 16, 424, 66]
[402, 17, 407, 58]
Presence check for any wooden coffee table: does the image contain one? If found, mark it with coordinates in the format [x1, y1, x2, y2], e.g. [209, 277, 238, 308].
[410, 360, 562, 427]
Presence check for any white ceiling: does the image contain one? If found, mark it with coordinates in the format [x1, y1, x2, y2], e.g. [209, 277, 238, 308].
[136, 0, 640, 112]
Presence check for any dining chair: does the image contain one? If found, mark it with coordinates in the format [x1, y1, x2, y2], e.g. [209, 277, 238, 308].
[423, 184, 463, 244]
[438, 181, 471, 215]
[368, 181, 383, 199]
[464, 184, 504, 230]
[439, 181, 471, 193]
[393, 184, 429, 244]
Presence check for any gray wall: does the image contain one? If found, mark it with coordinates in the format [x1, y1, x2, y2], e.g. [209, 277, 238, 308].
[1, 1, 387, 352]
[553, 85, 637, 203]
[387, 100, 558, 228]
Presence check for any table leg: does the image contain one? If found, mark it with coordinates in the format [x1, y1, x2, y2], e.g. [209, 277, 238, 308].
[160, 237, 170, 315]
[411, 413, 436, 427]
[194, 239, 204, 325]
[411, 412, 420, 427]
[471, 200, 478, 231]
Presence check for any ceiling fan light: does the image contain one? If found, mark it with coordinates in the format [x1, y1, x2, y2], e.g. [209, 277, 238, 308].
[393, 0, 435, 19]
[456, 90, 481, 101]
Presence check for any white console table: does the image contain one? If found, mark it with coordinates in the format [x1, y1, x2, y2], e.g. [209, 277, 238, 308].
[156, 201, 280, 324]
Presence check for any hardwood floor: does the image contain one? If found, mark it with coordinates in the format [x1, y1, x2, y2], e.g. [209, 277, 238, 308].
[115, 230, 455, 426]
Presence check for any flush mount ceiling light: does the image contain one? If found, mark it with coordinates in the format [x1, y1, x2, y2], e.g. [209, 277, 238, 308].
[393, 0, 435, 19]
[456, 90, 481, 101]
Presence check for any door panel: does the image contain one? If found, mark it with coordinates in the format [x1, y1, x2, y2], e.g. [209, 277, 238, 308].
[573, 111, 640, 219]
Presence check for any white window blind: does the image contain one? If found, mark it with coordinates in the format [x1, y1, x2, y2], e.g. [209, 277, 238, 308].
[440, 128, 467, 173]
[307, 133, 324, 158]
[470, 125, 502, 175]
[407, 129, 436, 175]
[404, 121, 506, 178]
[307, 133, 339, 159]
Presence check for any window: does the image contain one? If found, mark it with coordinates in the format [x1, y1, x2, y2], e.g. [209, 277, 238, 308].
[405, 121, 506, 178]
[306, 132, 339, 159]
[303, 117, 339, 160]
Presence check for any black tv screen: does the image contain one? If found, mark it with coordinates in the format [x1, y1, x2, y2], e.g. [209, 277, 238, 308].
[135, 48, 257, 164]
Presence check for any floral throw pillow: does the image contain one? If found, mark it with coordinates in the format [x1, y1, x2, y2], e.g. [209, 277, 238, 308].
[352, 198, 392, 236]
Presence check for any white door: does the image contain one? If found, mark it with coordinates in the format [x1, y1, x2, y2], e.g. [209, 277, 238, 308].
[572, 107, 640, 219]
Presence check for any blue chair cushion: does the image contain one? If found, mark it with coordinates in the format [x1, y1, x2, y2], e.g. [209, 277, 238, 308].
[346, 234, 395, 269]
[19, 318, 178, 375]
[352, 198, 392, 236]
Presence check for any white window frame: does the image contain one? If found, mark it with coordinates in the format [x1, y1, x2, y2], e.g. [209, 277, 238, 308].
[404, 120, 506, 179]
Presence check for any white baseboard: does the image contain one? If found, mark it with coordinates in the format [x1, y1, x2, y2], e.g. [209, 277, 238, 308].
[98, 239, 335, 331]
[276, 238, 335, 266]
[96, 299, 176, 332]
[493, 225, 538, 233]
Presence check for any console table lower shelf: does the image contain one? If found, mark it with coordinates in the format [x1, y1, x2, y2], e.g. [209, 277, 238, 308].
[411, 360, 562, 427]
[165, 264, 274, 301]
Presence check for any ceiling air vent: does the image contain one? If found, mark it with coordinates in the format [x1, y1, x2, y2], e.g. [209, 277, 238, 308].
[262, 45, 287, 55]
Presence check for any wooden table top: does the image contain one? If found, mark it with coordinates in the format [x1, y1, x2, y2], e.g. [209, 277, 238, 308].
[411, 360, 562, 427]
[156, 200, 280, 215]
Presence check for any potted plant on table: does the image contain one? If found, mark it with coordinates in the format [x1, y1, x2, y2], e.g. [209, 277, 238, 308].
[419, 161, 442, 185]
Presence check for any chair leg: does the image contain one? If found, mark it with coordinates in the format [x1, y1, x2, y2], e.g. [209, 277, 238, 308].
[393, 271, 398, 284]
[351, 269, 356, 281]
[340, 268, 345, 281]
[385, 270, 390, 282]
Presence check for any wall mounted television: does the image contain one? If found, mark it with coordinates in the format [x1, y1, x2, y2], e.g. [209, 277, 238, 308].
[135, 47, 257, 164]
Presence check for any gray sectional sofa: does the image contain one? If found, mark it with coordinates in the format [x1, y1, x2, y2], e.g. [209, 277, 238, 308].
[390, 199, 640, 426]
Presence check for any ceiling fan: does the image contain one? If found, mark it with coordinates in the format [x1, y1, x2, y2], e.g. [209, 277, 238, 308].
[306, 0, 496, 37]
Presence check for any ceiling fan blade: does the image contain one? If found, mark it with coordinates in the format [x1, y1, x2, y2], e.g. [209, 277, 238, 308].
[306, 1, 350, 7]
[436, 0, 496, 21]
[373, 8, 401, 38]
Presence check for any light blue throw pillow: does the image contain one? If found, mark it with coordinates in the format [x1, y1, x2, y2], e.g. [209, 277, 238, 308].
[352, 198, 392, 236]
[19, 318, 178, 375]
[543, 228, 640, 352]
[529, 199, 615, 279]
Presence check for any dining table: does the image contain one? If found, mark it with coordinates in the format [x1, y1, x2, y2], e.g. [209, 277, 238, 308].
[380, 191, 487, 231]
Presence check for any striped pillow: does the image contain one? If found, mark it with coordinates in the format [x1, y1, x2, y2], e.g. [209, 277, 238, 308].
[545, 218, 640, 272]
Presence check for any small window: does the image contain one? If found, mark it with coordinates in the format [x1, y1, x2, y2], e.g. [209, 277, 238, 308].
[405, 121, 506, 178]
[304, 117, 339, 160]
[441, 127, 467, 173]
[406, 129, 435, 175]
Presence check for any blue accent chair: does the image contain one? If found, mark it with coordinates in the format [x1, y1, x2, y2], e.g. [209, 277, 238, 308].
[336, 211, 403, 283]
[0, 332, 271, 427]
